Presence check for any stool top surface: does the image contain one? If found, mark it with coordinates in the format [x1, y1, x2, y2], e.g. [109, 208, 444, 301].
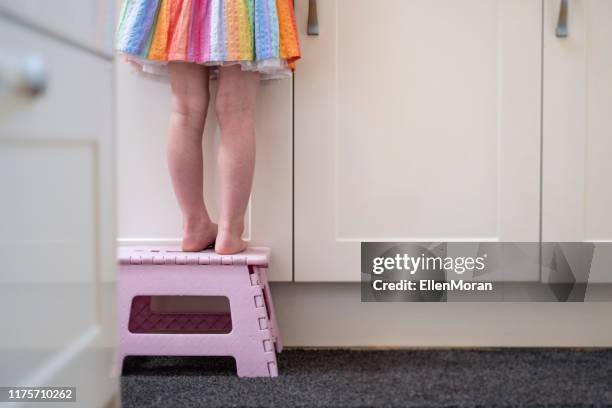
[118, 246, 270, 266]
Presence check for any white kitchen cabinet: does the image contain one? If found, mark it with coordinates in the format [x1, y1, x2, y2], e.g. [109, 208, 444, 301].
[543, 0, 612, 283]
[0, 14, 116, 406]
[294, 0, 542, 281]
[116, 67, 294, 282]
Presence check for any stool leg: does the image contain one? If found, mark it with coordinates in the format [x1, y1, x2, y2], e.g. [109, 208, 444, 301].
[257, 266, 283, 352]
[228, 266, 278, 378]
[234, 352, 278, 378]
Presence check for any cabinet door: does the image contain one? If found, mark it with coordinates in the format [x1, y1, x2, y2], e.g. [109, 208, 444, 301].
[543, 0, 612, 283]
[295, 0, 542, 281]
[117, 67, 293, 282]
[0, 16, 116, 405]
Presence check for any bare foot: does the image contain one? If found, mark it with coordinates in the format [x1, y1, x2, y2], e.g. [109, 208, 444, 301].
[215, 223, 247, 254]
[182, 217, 217, 252]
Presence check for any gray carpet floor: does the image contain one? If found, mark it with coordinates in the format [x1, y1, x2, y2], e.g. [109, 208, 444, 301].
[121, 349, 611, 407]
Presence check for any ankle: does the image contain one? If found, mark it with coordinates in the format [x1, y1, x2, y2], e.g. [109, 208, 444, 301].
[218, 219, 244, 235]
[184, 213, 211, 226]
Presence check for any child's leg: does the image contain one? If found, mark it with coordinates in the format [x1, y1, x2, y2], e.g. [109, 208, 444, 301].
[168, 62, 217, 252]
[214, 65, 260, 254]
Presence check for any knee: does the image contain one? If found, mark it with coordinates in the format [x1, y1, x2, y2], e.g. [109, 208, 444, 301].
[170, 95, 209, 129]
[214, 90, 255, 128]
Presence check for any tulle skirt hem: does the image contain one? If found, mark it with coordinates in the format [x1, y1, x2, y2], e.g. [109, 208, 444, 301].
[119, 52, 293, 80]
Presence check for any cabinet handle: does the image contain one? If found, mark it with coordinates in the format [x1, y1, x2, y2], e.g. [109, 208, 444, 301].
[0, 54, 46, 97]
[307, 0, 319, 36]
[556, 0, 569, 38]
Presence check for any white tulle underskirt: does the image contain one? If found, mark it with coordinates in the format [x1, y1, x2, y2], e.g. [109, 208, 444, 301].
[120, 53, 293, 81]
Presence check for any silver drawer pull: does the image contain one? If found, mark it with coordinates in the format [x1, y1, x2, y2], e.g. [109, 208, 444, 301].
[0, 54, 46, 97]
[307, 0, 319, 36]
[556, 0, 569, 38]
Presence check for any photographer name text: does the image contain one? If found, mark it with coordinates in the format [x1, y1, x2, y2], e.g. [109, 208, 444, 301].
[370, 253, 493, 292]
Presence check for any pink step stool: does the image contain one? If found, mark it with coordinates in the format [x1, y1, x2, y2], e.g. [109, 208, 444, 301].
[116, 246, 282, 378]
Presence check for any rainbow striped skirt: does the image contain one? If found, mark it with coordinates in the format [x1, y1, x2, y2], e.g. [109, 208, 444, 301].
[115, 0, 301, 79]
